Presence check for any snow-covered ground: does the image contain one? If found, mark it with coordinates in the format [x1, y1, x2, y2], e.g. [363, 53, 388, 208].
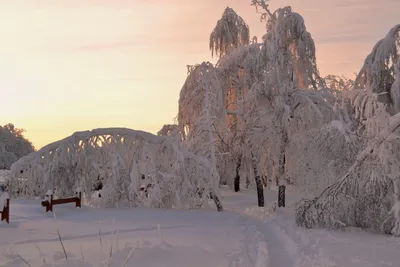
[1, 187, 399, 267]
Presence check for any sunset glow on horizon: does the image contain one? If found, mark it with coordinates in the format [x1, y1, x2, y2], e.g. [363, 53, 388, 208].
[1, 0, 399, 149]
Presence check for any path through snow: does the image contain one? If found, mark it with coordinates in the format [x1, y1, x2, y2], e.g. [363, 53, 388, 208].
[223, 186, 400, 267]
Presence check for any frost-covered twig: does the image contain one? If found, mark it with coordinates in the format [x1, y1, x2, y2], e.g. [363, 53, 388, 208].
[121, 247, 137, 267]
[12, 247, 31, 267]
[35, 244, 46, 264]
[80, 244, 84, 261]
[53, 211, 68, 260]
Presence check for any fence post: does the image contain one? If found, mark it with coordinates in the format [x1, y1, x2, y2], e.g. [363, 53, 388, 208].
[5, 198, 9, 223]
[1, 193, 10, 223]
[76, 189, 82, 208]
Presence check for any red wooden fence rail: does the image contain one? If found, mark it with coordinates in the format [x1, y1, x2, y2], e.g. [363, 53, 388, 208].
[41, 191, 82, 212]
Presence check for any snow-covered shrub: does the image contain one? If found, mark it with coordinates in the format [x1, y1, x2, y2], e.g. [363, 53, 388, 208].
[7, 128, 223, 210]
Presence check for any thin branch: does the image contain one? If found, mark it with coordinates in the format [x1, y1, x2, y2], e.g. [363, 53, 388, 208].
[12, 248, 31, 267]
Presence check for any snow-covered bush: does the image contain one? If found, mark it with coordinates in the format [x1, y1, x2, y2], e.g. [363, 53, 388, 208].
[7, 128, 223, 211]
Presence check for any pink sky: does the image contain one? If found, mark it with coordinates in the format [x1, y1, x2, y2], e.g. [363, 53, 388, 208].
[0, 0, 399, 149]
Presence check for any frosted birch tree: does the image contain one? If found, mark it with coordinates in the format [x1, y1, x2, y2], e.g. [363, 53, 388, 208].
[178, 63, 225, 211]
[176, 1, 400, 234]
[210, 7, 250, 59]
[247, 0, 333, 190]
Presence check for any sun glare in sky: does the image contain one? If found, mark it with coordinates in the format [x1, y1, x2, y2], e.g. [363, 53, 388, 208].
[0, 0, 399, 149]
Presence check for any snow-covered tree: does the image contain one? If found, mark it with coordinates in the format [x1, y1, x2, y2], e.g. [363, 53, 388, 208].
[296, 25, 400, 236]
[242, 1, 334, 194]
[252, 1, 324, 91]
[177, 63, 225, 209]
[7, 128, 223, 211]
[175, 0, 400, 236]
[216, 43, 261, 190]
[354, 25, 400, 107]
[209, 7, 250, 59]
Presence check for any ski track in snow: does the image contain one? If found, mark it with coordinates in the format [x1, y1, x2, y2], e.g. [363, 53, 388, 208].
[223, 187, 304, 267]
[223, 186, 400, 267]
[9, 225, 191, 245]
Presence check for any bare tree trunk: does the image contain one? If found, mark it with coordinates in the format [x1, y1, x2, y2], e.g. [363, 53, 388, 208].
[210, 191, 223, 212]
[234, 154, 242, 192]
[278, 126, 288, 207]
[251, 152, 264, 207]
[277, 119, 289, 182]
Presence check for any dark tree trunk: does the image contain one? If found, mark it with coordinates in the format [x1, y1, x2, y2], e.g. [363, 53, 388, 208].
[278, 185, 286, 207]
[234, 154, 242, 192]
[251, 152, 264, 207]
[278, 148, 286, 184]
[211, 191, 223, 212]
[277, 125, 288, 207]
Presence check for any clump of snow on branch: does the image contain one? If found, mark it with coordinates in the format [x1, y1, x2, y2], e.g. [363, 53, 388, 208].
[324, 75, 355, 92]
[7, 128, 222, 210]
[157, 124, 179, 138]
